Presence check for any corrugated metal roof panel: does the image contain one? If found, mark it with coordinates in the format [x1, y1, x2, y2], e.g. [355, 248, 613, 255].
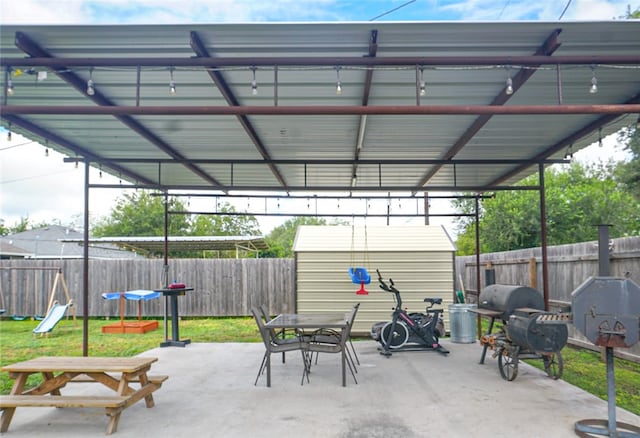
[1, 21, 638, 192]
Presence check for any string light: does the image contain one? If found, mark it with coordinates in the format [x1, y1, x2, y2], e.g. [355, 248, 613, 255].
[598, 127, 603, 147]
[505, 66, 514, 95]
[505, 77, 514, 95]
[250, 66, 258, 95]
[7, 77, 14, 96]
[6, 123, 11, 142]
[86, 68, 95, 96]
[565, 144, 573, 159]
[589, 65, 598, 94]
[45, 140, 49, 157]
[335, 66, 342, 96]
[419, 67, 426, 96]
[169, 68, 177, 96]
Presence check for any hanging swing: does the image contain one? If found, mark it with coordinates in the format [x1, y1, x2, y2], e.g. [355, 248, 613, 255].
[348, 210, 370, 295]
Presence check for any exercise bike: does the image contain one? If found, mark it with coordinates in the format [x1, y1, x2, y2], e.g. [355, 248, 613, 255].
[371, 269, 449, 357]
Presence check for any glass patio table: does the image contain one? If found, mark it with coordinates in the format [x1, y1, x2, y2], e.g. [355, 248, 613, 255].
[266, 313, 350, 386]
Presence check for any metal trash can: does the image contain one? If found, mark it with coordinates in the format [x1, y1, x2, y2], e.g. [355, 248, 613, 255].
[448, 304, 477, 343]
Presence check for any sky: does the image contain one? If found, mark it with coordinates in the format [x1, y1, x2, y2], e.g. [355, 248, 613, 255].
[0, 0, 636, 236]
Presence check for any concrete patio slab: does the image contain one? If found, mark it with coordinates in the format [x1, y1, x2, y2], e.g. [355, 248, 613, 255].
[2, 340, 638, 437]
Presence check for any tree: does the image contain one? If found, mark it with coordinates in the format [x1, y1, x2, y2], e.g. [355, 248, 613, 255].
[92, 191, 261, 258]
[453, 161, 640, 255]
[260, 217, 328, 258]
[0, 217, 53, 236]
[92, 191, 190, 237]
[0, 217, 30, 235]
[189, 204, 260, 237]
[617, 126, 640, 199]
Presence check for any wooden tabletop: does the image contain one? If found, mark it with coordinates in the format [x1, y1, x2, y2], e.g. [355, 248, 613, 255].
[1, 356, 158, 374]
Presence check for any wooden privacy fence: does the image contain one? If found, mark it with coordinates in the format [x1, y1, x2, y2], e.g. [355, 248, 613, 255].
[455, 235, 640, 362]
[0, 258, 295, 319]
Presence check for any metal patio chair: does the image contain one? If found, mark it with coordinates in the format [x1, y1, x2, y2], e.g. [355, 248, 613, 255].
[305, 319, 358, 386]
[251, 307, 309, 387]
[309, 303, 360, 370]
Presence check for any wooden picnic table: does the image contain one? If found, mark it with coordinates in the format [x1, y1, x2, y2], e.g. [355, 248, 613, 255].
[0, 356, 167, 435]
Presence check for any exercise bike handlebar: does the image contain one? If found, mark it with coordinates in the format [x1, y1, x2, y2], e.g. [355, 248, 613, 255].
[376, 269, 399, 294]
[377, 269, 443, 311]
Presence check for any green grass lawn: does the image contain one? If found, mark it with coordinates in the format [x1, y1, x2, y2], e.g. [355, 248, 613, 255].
[0, 317, 638, 416]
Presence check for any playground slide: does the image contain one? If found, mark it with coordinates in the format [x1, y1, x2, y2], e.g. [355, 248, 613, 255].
[32, 303, 70, 334]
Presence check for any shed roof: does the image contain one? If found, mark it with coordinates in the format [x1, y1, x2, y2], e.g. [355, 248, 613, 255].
[293, 225, 455, 252]
[1, 21, 639, 196]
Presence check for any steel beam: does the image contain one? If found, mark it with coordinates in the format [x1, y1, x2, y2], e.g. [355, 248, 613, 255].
[3, 53, 640, 68]
[189, 31, 288, 189]
[13, 31, 223, 188]
[67, 156, 568, 165]
[352, 30, 378, 188]
[3, 103, 639, 116]
[2, 114, 157, 186]
[87, 183, 540, 192]
[487, 91, 640, 186]
[414, 29, 563, 190]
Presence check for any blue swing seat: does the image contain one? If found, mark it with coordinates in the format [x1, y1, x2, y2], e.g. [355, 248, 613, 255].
[348, 267, 371, 285]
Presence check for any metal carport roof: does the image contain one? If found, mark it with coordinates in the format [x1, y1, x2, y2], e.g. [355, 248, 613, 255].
[61, 235, 269, 255]
[3, 20, 639, 355]
[1, 20, 639, 195]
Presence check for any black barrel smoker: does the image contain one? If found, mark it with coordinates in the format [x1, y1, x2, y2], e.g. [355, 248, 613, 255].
[474, 284, 568, 381]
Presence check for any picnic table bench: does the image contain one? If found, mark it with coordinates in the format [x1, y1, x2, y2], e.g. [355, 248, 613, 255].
[0, 356, 167, 435]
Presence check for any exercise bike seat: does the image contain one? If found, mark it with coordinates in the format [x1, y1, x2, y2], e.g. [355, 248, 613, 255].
[424, 298, 442, 305]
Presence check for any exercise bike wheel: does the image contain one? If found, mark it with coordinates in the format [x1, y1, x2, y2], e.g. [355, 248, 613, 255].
[543, 352, 563, 380]
[498, 348, 519, 381]
[381, 321, 409, 349]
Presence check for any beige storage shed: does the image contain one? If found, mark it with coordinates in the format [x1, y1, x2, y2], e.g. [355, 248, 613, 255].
[293, 225, 456, 336]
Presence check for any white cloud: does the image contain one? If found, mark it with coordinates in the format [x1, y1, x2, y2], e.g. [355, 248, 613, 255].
[0, 134, 122, 228]
[566, 0, 627, 19]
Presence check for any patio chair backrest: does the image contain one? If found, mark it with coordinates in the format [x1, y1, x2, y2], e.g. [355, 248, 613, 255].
[251, 307, 271, 348]
[348, 303, 360, 327]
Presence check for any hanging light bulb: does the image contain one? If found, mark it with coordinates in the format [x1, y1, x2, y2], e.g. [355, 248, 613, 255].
[419, 67, 426, 97]
[251, 67, 258, 96]
[86, 68, 95, 96]
[504, 65, 514, 95]
[7, 78, 14, 96]
[565, 144, 573, 159]
[6, 130, 11, 142]
[169, 68, 177, 96]
[589, 66, 598, 94]
[335, 66, 342, 96]
[598, 127, 603, 147]
[505, 77, 514, 95]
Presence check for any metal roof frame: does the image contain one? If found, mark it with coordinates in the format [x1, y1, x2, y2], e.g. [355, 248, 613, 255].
[2, 21, 639, 354]
[1, 21, 639, 196]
